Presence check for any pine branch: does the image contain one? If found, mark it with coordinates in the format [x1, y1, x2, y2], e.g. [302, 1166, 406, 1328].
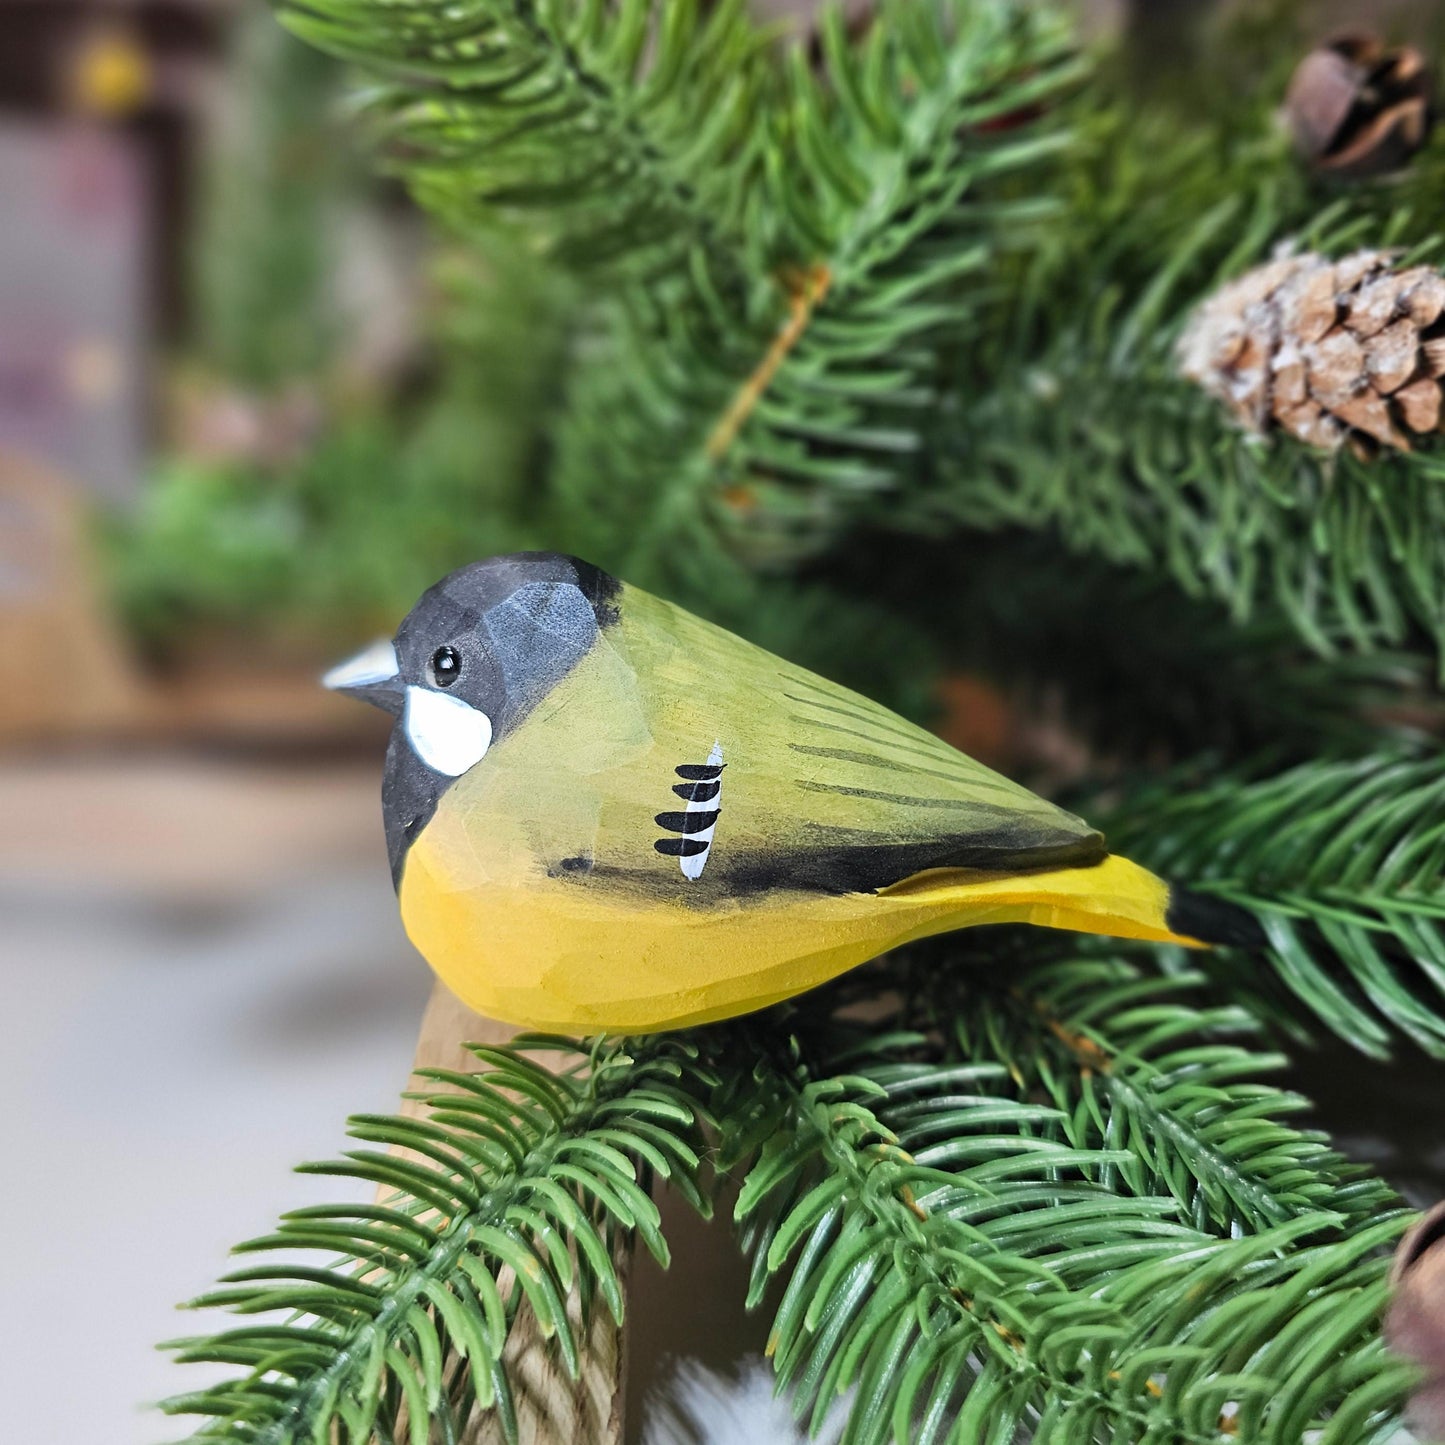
[910, 93, 1445, 663]
[548, 0, 1083, 591]
[925, 111, 1445, 667]
[161, 1036, 713, 1444]
[268, 0, 1082, 624]
[727, 1036, 1166, 1443]
[164, 943, 1420, 1444]
[814, 530, 1438, 765]
[717, 941, 1415, 1442]
[275, 0, 767, 281]
[1109, 752, 1445, 1060]
[924, 951, 1395, 1233]
[729, 74, 1445, 666]
[928, 348, 1445, 667]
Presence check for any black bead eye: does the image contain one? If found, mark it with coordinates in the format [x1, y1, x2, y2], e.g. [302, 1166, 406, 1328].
[430, 646, 462, 687]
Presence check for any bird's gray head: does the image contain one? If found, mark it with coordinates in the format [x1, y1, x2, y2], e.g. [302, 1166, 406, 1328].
[324, 552, 620, 883]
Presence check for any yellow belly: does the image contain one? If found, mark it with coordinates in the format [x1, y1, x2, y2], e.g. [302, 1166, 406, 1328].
[397, 832, 1194, 1033]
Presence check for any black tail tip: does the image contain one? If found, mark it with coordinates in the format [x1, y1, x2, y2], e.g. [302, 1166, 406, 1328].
[1165, 886, 1267, 949]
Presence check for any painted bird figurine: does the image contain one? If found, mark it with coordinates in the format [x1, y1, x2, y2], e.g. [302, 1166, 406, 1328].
[326, 553, 1248, 1033]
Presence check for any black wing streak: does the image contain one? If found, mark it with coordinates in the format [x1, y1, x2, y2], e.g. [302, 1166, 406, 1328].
[781, 689, 942, 748]
[797, 780, 1032, 810]
[657, 759, 725, 863]
[655, 809, 721, 834]
[676, 763, 726, 781]
[673, 779, 721, 803]
[789, 740, 1021, 797]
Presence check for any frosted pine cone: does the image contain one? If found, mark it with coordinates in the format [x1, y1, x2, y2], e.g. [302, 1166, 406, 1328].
[1178, 249, 1445, 452]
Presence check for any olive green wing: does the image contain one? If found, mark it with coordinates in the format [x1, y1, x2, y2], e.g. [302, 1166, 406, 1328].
[622, 591, 1106, 897]
[710, 663, 1104, 895]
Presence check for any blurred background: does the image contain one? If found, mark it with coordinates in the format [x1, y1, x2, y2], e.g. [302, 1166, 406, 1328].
[1, 6, 433, 1440]
[2, 1, 1443, 1442]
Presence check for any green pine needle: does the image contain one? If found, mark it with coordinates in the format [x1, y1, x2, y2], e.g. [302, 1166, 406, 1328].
[277, 0, 767, 280]
[1113, 753, 1445, 1059]
[716, 944, 1415, 1444]
[551, 0, 1083, 588]
[154, 5, 1444, 1442]
[161, 1037, 714, 1444]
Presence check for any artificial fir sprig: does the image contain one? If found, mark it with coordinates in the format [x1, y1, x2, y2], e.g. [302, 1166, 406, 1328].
[1112, 752, 1445, 1059]
[281, 0, 1085, 597]
[161, 1036, 714, 1444]
[278, 0, 769, 281]
[167, 946, 1420, 1445]
[156, 2, 1445, 1440]
[906, 103, 1445, 662]
[553, 0, 1083, 584]
[715, 945, 1415, 1444]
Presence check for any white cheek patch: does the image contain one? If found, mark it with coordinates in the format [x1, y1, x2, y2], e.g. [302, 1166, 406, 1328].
[322, 638, 398, 691]
[404, 685, 493, 777]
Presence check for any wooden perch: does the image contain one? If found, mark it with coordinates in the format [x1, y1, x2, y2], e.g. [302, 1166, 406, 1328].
[391, 982, 629, 1445]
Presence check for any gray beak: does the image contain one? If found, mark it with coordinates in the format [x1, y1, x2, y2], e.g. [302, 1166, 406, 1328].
[322, 639, 404, 717]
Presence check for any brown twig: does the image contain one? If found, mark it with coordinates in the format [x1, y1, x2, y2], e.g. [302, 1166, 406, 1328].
[1010, 986, 1114, 1074]
[705, 263, 833, 461]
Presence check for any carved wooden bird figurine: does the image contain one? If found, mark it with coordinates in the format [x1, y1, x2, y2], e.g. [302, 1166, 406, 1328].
[327, 553, 1248, 1033]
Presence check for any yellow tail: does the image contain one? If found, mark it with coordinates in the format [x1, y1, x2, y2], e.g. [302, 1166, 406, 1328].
[880, 853, 1212, 949]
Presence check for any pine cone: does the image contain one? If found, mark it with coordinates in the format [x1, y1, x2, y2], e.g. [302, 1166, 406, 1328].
[1178, 249, 1445, 452]
[1388, 1202, 1445, 1441]
[1285, 33, 1431, 179]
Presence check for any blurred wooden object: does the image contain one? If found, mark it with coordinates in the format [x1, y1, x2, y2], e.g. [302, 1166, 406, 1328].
[0, 453, 389, 750]
[0, 452, 147, 741]
[149, 655, 393, 751]
[392, 982, 628, 1445]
